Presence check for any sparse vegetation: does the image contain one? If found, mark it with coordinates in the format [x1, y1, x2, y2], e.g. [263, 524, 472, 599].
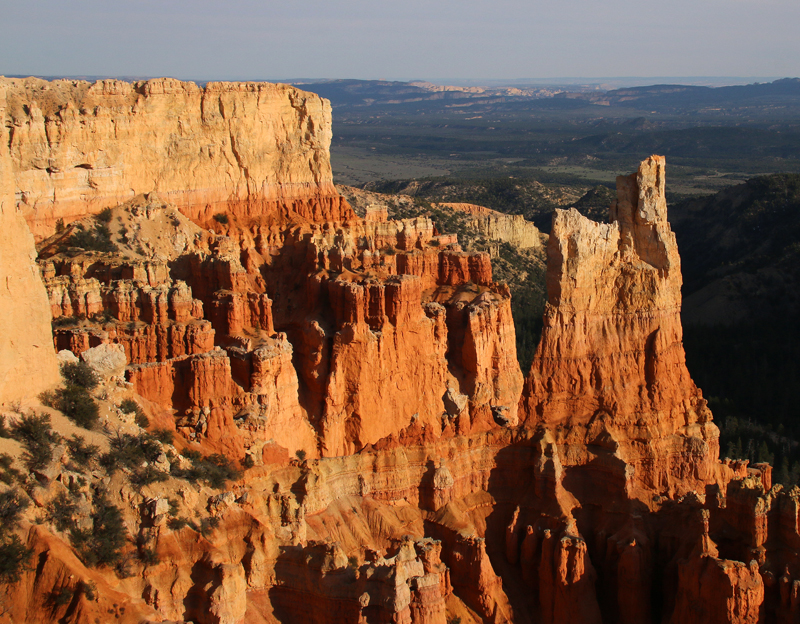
[0, 453, 22, 485]
[0, 489, 32, 582]
[10, 412, 59, 471]
[56, 383, 100, 429]
[172, 453, 240, 488]
[213, 213, 229, 224]
[96, 207, 113, 223]
[66, 434, 100, 468]
[70, 492, 127, 567]
[47, 491, 79, 532]
[120, 398, 149, 428]
[69, 222, 118, 252]
[61, 361, 99, 390]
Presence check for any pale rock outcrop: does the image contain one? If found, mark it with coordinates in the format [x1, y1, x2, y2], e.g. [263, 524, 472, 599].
[80, 342, 127, 378]
[0, 81, 59, 404]
[2, 77, 354, 238]
[440, 202, 543, 250]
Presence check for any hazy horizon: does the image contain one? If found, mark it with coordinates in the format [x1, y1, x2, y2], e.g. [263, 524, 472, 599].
[1, 73, 791, 92]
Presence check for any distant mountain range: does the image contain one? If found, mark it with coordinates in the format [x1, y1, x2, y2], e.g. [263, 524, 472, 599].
[290, 77, 800, 117]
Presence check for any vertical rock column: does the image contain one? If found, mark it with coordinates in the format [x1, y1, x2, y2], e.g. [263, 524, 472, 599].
[0, 82, 59, 403]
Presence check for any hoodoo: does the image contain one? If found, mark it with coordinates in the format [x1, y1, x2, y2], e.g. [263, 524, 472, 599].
[520, 155, 719, 498]
[0, 77, 790, 624]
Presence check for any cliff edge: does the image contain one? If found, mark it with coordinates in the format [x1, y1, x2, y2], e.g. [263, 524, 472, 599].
[1, 77, 354, 238]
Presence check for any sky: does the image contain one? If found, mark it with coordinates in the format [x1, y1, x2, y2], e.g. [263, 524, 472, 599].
[1, 0, 799, 83]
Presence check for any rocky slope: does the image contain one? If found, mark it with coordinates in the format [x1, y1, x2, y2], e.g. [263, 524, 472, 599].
[0, 76, 793, 624]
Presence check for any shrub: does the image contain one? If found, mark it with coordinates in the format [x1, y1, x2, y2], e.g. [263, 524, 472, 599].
[120, 398, 149, 428]
[152, 429, 173, 445]
[101, 432, 169, 485]
[10, 413, 59, 471]
[101, 432, 161, 473]
[199, 516, 220, 537]
[57, 384, 100, 430]
[138, 547, 160, 566]
[96, 207, 113, 223]
[0, 454, 22, 485]
[119, 398, 138, 414]
[67, 434, 100, 467]
[0, 535, 32, 582]
[67, 475, 87, 496]
[173, 453, 241, 489]
[47, 491, 78, 532]
[180, 448, 202, 462]
[75, 580, 96, 601]
[167, 517, 189, 530]
[0, 490, 32, 582]
[213, 213, 229, 224]
[69, 224, 118, 253]
[129, 465, 168, 487]
[0, 489, 29, 536]
[71, 493, 127, 567]
[51, 315, 78, 328]
[0, 415, 9, 438]
[50, 586, 74, 607]
[60, 361, 99, 390]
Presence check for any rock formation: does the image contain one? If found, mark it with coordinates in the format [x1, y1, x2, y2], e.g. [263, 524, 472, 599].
[0, 76, 791, 624]
[1, 77, 353, 238]
[439, 203, 543, 250]
[520, 155, 719, 498]
[0, 81, 59, 404]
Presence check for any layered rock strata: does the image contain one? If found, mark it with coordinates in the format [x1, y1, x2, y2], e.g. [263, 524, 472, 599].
[1, 77, 353, 238]
[38, 187, 522, 460]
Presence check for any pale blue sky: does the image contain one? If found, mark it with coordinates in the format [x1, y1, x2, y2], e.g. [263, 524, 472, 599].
[1, 0, 798, 81]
